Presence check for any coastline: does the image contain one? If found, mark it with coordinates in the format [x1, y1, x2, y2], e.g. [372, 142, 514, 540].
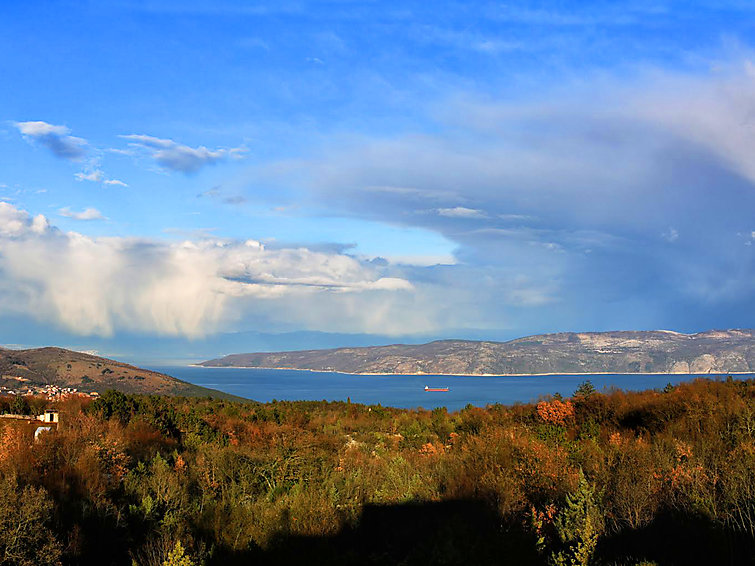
[187, 364, 755, 378]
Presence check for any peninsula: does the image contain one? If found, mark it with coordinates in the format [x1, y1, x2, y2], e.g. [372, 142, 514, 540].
[198, 329, 755, 375]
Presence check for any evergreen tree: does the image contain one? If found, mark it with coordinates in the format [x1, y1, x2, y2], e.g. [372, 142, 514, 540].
[574, 380, 596, 398]
[550, 471, 604, 566]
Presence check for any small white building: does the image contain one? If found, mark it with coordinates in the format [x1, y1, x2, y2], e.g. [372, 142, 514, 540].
[38, 409, 59, 423]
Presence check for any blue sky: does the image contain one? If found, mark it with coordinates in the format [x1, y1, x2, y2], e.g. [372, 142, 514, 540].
[1, 1, 755, 360]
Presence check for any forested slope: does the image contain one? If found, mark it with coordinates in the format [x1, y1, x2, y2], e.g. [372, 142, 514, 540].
[0, 378, 754, 565]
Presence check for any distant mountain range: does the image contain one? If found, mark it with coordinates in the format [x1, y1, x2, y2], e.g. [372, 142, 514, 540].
[199, 329, 755, 375]
[0, 346, 239, 399]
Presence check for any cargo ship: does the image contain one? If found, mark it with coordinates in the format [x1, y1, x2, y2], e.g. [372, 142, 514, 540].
[424, 385, 450, 392]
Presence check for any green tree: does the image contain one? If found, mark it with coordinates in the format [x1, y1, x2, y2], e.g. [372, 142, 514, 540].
[162, 541, 194, 566]
[551, 471, 604, 566]
[9, 395, 29, 416]
[574, 381, 596, 398]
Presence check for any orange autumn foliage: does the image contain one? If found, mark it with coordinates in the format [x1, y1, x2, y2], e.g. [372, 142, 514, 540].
[536, 399, 575, 425]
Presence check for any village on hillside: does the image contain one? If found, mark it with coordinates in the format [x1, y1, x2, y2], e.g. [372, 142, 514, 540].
[0, 382, 99, 400]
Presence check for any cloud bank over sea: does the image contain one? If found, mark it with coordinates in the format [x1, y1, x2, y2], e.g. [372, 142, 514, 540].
[0, 203, 421, 337]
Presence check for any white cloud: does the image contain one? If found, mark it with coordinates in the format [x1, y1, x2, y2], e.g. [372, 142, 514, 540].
[58, 207, 106, 221]
[0, 203, 415, 337]
[365, 185, 457, 201]
[75, 170, 104, 182]
[662, 227, 679, 242]
[106, 148, 135, 156]
[627, 63, 755, 186]
[437, 206, 486, 218]
[75, 168, 127, 187]
[362, 253, 458, 267]
[103, 179, 128, 187]
[120, 134, 247, 173]
[14, 121, 87, 160]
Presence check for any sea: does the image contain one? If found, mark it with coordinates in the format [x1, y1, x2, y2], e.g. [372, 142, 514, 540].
[148, 366, 755, 411]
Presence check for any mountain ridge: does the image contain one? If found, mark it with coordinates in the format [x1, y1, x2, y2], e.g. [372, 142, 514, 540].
[198, 329, 755, 375]
[0, 346, 243, 399]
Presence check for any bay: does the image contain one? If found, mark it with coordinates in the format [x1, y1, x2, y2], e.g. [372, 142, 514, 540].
[149, 366, 755, 411]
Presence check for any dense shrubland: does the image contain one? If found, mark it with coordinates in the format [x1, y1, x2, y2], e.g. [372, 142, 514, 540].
[0, 378, 754, 565]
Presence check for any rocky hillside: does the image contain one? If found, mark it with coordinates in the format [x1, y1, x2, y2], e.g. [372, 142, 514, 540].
[199, 329, 755, 375]
[0, 346, 240, 398]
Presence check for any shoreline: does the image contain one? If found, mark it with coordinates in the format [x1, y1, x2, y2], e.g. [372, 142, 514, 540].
[187, 364, 755, 378]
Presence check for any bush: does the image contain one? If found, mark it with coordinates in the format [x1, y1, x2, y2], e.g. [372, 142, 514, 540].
[0, 475, 62, 566]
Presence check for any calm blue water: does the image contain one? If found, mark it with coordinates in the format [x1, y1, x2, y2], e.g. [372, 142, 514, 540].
[149, 366, 755, 411]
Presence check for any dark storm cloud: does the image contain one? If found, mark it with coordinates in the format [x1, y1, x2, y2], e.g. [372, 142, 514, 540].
[249, 64, 755, 332]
